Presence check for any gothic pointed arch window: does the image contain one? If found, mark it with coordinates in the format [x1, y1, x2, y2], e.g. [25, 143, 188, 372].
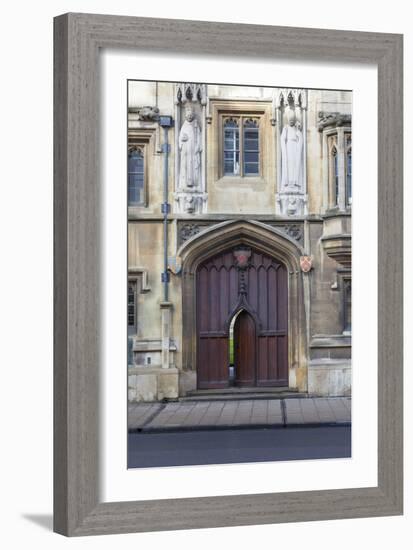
[128, 146, 145, 206]
[319, 113, 352, 211]
[329, 141, 339, 207]
[345, 134, 352, 205]
[127, 129, 155, 208]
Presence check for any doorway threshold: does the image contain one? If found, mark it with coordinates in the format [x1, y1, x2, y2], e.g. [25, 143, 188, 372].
[182, 387, 304, 402]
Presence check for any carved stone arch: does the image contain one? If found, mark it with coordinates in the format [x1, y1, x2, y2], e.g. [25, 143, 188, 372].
[177, 219, 309, 392]
[178, 219, 304, 272]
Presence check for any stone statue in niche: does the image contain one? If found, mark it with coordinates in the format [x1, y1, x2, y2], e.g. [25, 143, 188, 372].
[178, 103, 202, 189]
[280, 109, 304, 191]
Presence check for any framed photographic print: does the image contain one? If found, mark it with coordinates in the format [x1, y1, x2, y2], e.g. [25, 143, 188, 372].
[54, 13, 403, 536]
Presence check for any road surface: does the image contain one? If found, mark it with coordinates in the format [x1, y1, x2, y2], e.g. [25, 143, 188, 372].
[128, 425, 351, 468]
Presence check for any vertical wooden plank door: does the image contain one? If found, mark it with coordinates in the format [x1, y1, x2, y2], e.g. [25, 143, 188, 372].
[234, 310, 256, 386]
[196, 246, 288, 389]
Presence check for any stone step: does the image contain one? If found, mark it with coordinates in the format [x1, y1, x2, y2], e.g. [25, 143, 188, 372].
[186, 386, 297, 395]
[180, 391, 303, 402]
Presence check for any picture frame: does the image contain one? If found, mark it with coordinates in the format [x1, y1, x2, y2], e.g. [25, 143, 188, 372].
[53, 13, 403, 536]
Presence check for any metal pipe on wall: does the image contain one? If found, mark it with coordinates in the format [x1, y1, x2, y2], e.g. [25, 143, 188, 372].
[159, 116, 173, 302]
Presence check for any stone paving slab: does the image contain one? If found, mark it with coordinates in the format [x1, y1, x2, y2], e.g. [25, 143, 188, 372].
[128, 397, 351, 432]
[128, 402, 163, 430]
[284, 397, 351, 425]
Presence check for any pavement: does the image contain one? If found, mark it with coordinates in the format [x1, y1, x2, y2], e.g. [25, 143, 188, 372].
[128, 396, 351, 432]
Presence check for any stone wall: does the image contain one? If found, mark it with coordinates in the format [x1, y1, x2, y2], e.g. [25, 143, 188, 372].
[127, 81, 352, 401]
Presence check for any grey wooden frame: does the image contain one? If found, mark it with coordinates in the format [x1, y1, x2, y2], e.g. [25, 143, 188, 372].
[54, 13, 403, 536]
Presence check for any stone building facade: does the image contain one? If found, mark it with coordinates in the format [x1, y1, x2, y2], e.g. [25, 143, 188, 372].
[127, 81, 352, 402]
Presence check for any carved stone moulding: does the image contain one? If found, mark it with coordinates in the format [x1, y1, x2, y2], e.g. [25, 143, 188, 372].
[276, 193, 308, 216]
[267, 222, 304, 245]
[175, 83, 207, 105]
[138, 106, 160, 121]
[174, 191, 208, 215]
[177, 220, 305, 249]
[321, 234, 352, 267]
[282, 223, 304, 243]
[128, 266, 151, 292]
[276, 88, 307, 110]
[177, 222, 211, 245]
[318, 111, 352, 131]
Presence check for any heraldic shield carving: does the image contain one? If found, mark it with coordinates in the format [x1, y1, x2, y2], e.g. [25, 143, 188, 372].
[300, 255, 313, 273]
[233, 247, 252, 270]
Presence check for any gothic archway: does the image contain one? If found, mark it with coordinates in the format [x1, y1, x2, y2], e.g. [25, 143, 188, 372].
[178, 220, 309, 392]
[233, 309, 256, 387]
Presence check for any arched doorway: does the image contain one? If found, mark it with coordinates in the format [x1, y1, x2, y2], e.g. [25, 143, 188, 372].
[233, 310, 256, 386]
[178, 220, 309, 393]
[196, 246, 288, 389]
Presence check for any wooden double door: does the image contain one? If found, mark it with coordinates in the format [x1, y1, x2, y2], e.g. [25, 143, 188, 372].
[196, 246, 288, 389]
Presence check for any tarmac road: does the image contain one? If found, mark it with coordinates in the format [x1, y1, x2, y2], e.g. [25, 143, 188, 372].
[128, 425, 351, 468]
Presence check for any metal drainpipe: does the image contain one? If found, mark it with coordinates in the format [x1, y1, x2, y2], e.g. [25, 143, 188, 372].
[159, 116, 173, 302]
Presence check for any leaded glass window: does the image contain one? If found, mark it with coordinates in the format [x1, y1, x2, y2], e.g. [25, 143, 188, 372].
[222, 116, 260, 177]
[326, 130, 351, 210]
[343, 279, 351, 333]
[128, 147, 145, 206]
[243, 118, 259, 176]
[223, 119, 240, 175]
[332, 146, 339, 206]
[128, 281, 137, 334]
[346, 145, 352, 206]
